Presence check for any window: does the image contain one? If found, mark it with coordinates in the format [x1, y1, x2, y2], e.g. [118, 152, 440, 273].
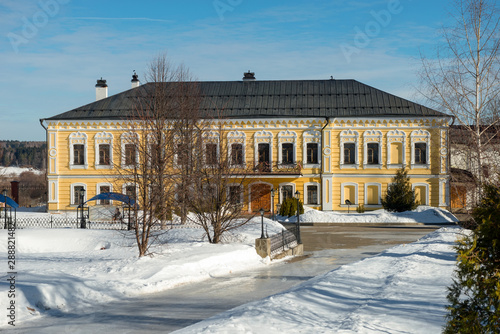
[307, 185, 318, 205]
[99, 144, 110, 165]
[124, 144, 136, 165]
[73, 144, 85, 165]
[367, 143, 379, 165]
[344, 143, 355, 164]
[99, 185, 110, 205]
[205, 143, 218, 165]
[125, 185, 136, 202]
[73, 185, 85, 205]
[231, 143, 243, 165]
[414, 143, 427, 164]
[149, 143, 161, 166]
[282, 143, 294, 164]
[228, 185, 242, 204]
[281, 185, 294, 202]
[257, 143, 270, 172]
[307, 143, 319, 164]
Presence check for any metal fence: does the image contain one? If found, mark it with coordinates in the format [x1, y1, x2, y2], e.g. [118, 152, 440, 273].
[270, 226, 298, 258]
[1, 216, 202, 230]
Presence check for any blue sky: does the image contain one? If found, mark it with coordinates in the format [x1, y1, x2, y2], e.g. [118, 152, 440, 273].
[0, 0, 450, 141]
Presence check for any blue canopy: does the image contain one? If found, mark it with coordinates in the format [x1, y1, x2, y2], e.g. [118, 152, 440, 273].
[0, 194, 19, 209]
[85, 192, 137, 206]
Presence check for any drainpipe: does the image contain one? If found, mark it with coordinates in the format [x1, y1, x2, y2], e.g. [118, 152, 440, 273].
[447, 115, 455, 212]
[320, 117, 329, 211]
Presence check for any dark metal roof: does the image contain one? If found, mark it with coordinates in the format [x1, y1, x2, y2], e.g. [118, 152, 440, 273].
[46, 79, 447, 121]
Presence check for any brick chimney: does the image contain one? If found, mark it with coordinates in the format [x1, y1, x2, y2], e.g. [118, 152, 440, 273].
[131, 71, 140, 88]
[95, 78, 108, 101]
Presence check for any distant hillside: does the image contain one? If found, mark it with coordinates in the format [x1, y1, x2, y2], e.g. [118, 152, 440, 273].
[0, 141, 46, 170]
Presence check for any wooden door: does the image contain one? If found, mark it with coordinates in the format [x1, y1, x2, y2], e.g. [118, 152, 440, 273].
[251, 183, 271, 212]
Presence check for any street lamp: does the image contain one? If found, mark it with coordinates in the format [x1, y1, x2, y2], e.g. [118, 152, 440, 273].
[2, 189, 7, 229]
[345, 199, 352, 213]
[79, 188, 86, 229]
[295, 190, 302, 244]
[259, 208, 265, 239]
[270, 188, 275, 221]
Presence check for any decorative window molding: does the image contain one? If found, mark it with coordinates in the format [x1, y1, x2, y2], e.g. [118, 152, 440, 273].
[70, 183, 87, 206]
[227, 183, 244, 205]
[363, 130, 382, 169]
[227, 130, 246, 167]
[412, 182, 429, 205]
[304, 182, 321, 206]
[95, 131, 113, 169]
[96, 182, 112, 205]
[121, 132, 139, 168]
[411, 130, 430, 169]
[278, 130, 297, 167]
[203, 131, 220, 166]
[303, 130, 321, 168]
[69, 132, 88, 170]
[387, 129, 406, 169]
[254, 130, 273, 171]
[341, 182, 358, 206]
[364, 182, 382, 206]
[340, 130, 359, 169]
[278, 182, 296, 204]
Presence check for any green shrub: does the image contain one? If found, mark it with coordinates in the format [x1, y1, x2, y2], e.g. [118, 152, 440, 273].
[444, 184, 500, 333]
[279, 197, 304, 217]
[356, 204, 365, 213]
[381, 167, 417, 212]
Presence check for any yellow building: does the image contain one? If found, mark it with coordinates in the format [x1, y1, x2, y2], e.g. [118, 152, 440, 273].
[41, 73, 451, 213]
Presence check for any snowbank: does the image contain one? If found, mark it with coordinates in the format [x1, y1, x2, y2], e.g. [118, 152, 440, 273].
[0, 166, 43, 176]
[175, 227, 462, 334]
[280, 206, 458, 224]
[0, 217, 285, 327]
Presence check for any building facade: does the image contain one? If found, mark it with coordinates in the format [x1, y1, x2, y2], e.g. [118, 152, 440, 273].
[41, 75, 452, 213]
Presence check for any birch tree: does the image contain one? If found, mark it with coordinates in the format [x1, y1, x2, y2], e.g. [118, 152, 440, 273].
[420, 0, 500, 189]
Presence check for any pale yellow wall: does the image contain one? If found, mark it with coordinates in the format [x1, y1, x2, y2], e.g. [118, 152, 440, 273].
[46, 117, 450, 212]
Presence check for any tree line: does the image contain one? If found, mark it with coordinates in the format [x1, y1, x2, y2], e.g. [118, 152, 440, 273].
[0, 141, 46, 170]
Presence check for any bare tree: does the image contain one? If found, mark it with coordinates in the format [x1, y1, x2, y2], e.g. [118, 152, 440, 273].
[115, 54, 202, 257]
[185, 121, 256, 244]
[419, 0, 500, 192]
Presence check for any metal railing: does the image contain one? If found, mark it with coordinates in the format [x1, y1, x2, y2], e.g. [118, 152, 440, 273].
[3, 216, 202, 230]
[270, 226, 298, 258]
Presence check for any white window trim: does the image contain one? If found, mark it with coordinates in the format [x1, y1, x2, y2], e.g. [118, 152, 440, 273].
[69, 132, 88, 170]
[122, 183, 138, 202]
[303, 130, 321, 168]
[203, 131, 220, 167]
[304, 182, 321, 206]
[341, 182, 358, 206]
[96, 183, 113, 205]
[340, 130, 359, 169]
[411, 130, 431, 169]
[386, 129, 406, 169]
[412, 183, 429, 206]
[363, 130, 382, 169]
[278, 130, 297, 167]
[70, 183, 87, 206]
[121, 132, 139, 169]
[364, 182, 382, 207]
[227, 130, 246, 168]
[278, 182, 296, 204]
[95, 131, 113, 169]
[254, 130, 273, 171]
[226, 183, 244, 205]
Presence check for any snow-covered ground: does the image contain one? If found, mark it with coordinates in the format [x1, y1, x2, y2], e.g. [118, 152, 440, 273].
[0, 207, 460, 332]
[0, 166, 44, 176]
[175, 227, 462, 334]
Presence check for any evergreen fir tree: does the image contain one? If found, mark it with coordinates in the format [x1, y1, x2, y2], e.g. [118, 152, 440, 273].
[381, 167, 418, 212]
[444, 184, 500, 333]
